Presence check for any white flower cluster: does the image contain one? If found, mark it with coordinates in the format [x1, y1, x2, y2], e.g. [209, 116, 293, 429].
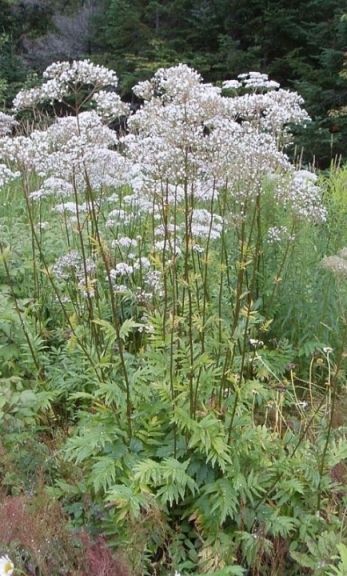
[133, 256, 151, 271]
[46, 112, 129, 192]
[30, 176, 73, 200]
[0, 163, 20, 188]
[0, 58, 327, 283]
[222, 79, 242, 90]
[266, 226, 294, 244]
[112, 236, 139, 250]
[191, 209, 223, 240]
[110, 262, 134, 277]
[153, 223, 182, 256]
[93, 91, 130, 120]
[0, 131, 50, 173]
[123, 189, 157, 217]
[124, 62, 319, 228]
[124, 65, 225, 196]
[109, 259, 163, 301]
[275, 170, 326, 223]
[43, 60, 118, 87]
[226, 90, 309, 140]
[13, 80, 66, 110]
[144, 270, 163, 295]
[2, 60, 324, 241]
[0, 112, 17, 137]
[1, 110, 129, 197]
[107, 208, 132, 227]
[53, 250, 96, 282]
[238, 71, 280, 91]
[13, 59, 120, 111]
[110, 257, 152, 277]
[133, 63, 207, 102]
[53, 201, 89, 215]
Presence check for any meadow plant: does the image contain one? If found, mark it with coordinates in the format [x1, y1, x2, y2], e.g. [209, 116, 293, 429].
[0, 60, 345, 575]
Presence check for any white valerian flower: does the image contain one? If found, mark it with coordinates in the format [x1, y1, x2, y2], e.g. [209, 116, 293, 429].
[154, 239, 182, 256]
[0, 164, 20, 188]
[191, 209, 223, 240]
[266, 226, 294, 244]
[0, 555, 14, 576]
[133, 257, 151, 271]
[29, 176, 73, 200]
[13, 59, 120, 111]
[145, 270, 163, 295]
[106, 208, 131, 227]
[274, 169, 326, 224]
[43, 59, 119, 88]
[112, 236, 138, 250]
[93, 90, 130, 120]
[238, 71, 280, 91]
[124, 62, 315, 226]
[53, 251, 96, 281]
[5, 59, 323, 264]
[113, 284, 129, 293]
[0, 112, 18, 137]
[222, 79, 242, 90]
[110, 263, 134, 277]
[53, 202, 89, 215]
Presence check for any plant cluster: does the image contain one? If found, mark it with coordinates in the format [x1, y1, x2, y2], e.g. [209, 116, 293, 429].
[0, 59, 346, 575]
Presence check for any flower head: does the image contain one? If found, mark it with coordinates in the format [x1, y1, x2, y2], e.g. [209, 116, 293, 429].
[0, 555, 14, 576]
[321, 250, 347, 278]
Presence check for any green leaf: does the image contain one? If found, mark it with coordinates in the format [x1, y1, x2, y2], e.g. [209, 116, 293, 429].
[106, 484, 149, 521]
[290, 550, 316, 569]
[91, 456, 117, 493]
[119, 318, 143, 340]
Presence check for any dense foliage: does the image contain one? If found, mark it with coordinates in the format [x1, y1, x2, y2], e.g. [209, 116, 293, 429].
[0, 0, 347, 165]
[0, 59, 346, 575]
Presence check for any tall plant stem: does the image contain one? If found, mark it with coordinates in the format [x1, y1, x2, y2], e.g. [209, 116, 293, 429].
[317, 328, 346, 512]
[183, 179, 194, 418]
[269, 220, 296, 306]
[161, 180, 169, 339]
[192, 181, 216, 416]
[71, 176, 99, 351]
